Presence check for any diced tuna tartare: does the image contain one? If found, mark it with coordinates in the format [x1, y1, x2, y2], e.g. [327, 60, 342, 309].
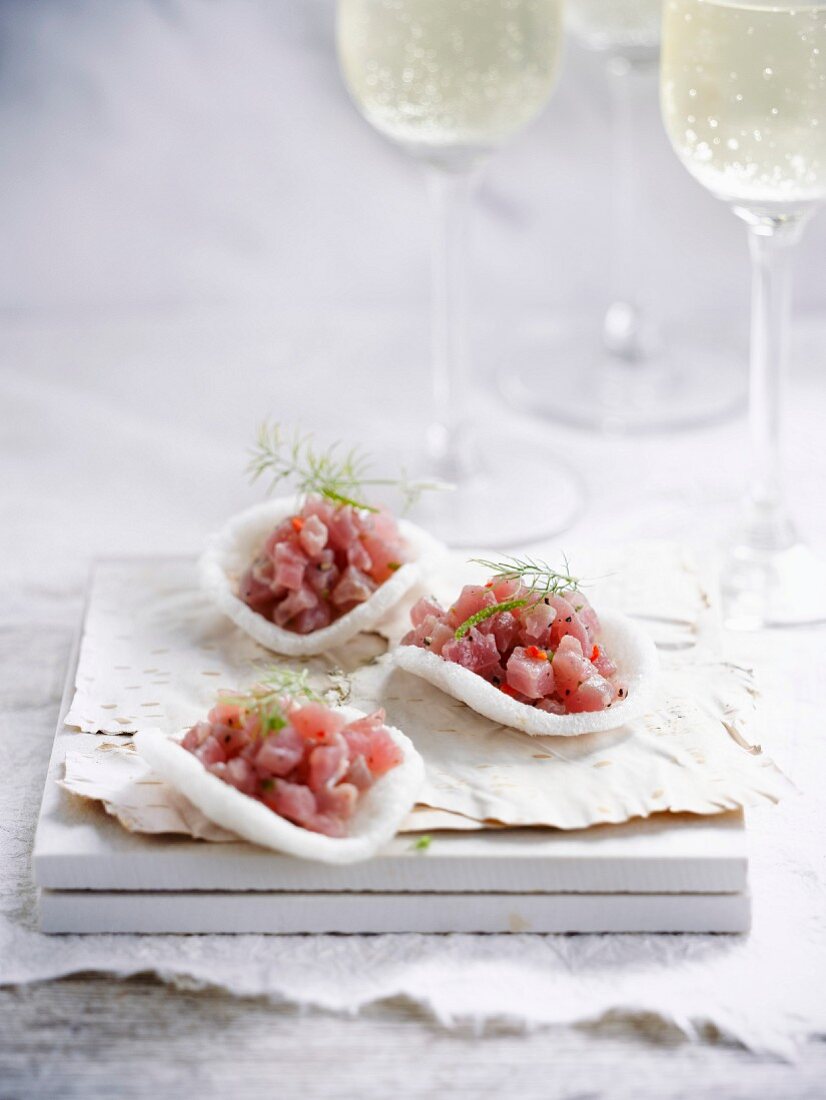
[401, 575, 625, 715]
[181, 690, 404, 837]
[238, 495, 409, 635]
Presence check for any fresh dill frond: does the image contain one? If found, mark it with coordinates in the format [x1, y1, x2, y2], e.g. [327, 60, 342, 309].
[247, 422, 447, 513]
[470, 555, 581, 599]
[218, 665, 322, 734]
[257, 665, 321, 701]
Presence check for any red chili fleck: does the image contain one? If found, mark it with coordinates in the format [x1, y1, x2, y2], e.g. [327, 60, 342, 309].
[484, 580, 494, 589]
[591, 645, 600, 661]
[525, 645, 548, 661]
[499, 683, 519, 697]
[291, 516, 305, 532]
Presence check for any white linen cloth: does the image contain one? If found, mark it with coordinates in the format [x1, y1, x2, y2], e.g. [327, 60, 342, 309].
[2, 307, 826, 1056]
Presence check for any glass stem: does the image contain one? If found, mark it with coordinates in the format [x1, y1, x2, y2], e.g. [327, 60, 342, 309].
[603, 53, 656, 363]
[424, 164, 478, 480]
[740, 214, 809, 553]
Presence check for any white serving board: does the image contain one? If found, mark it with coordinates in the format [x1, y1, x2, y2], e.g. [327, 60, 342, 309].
[39, 889, 751, 935]
[33, 559, 752, 934]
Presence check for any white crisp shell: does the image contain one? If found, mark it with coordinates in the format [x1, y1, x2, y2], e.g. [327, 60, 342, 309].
[393, 610, 659, 737]
[199, 497, 445, 657]
[133, 707, 425, 863]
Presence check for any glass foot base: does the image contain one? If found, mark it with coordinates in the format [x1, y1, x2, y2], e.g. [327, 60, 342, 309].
[722, 542, 826, 630]
[499, 320, 747, 433]
[400, 435, 585, 549]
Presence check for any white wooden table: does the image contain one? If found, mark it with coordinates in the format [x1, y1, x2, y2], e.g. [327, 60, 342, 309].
[2, 978, 825, 1098]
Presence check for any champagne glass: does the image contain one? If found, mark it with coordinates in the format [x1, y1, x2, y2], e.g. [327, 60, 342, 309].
[500, 0, 747, 432]
[337, 0, 582, 546]
[661, 0, 826, 627]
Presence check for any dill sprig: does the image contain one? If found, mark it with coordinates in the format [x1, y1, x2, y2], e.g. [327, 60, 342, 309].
[248, 423, 445, 513]
[218, 666, 321, 734]
[470, 555, 581, 598]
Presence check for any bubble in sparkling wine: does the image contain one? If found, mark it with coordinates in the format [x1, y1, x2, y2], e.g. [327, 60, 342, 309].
[661, 0, 826, 205]
[337, 0, 564, 152]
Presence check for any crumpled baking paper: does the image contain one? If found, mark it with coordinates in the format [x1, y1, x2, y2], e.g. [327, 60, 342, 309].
[62, 545, 787, 837]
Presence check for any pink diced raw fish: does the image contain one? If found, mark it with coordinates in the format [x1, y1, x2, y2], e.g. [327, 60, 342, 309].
[556, 634, 583, 657]
[208, 701, 244, 727]
[344, 709, 387, 738]
[521, 600, 557, 644]
[441, 628, 501, 678]
[182, 722, 212, 751]
[427, 622, 455, 656]
[224, 756, 259, 796]
[362, 532, 405, 583]
[347, 538, 373, 573]
[331, 565, 375, 608]
[552, 645, 595, 699]
[210, 722, 250, 756]
[254, 726, 305, 778]
[315, 782, 359, 820]
[492, 611, 521, 653]
[185, 680, 403, 839]
[402, 567, 620, 715]
[291, 702, 347, 742]
[492, 578, 523, 601]
[302, 497, 336, 526]
[365, 728, 404, 777]
[506, 647, 555, 700]
[273, 540, 309, 591]
[343, 754, 373, 791]
[411, 596, 445, 627]
[274, 584, 318, 627]
[536, 697, 567, 715]
[448, 585, 497, 628]
[326, 505, 360, 551]
[370, 508, 402, 543]
[265, 779, 317, 828]
[593, 651, 618, 679]
[299, 514, 328, 557]
[292, 602, 332, 634]
[241, 496, 410, 637]
[242, 711, 263, 740]
[548, 595, 591, 651]
[566, 675, 615, 713]
[341, 711, 401, 777]
[308, 735, 350, 791]
[573, 593, 600, 640]
[305, 552, 339, 597]
[263, 521, 297, 559]
[238, 557, 277, 613]
[195, 735, 227, 767]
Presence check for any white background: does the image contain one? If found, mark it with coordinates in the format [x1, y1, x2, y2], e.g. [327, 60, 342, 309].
[1, 0, 824, 322]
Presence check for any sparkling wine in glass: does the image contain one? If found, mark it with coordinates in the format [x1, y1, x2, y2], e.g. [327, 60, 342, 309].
[661, 0, 826, 626]
[501, 0, 747, 432]
[338, 0, 581, 546]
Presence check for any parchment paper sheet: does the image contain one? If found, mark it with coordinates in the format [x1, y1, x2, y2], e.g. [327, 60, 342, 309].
[62, 545, 787, 836]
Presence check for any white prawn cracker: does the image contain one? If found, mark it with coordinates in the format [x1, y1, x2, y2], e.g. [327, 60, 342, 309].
[199, 497, 445, 657]
[134, 707, 425, 864]
[394, 610, 659, 737]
